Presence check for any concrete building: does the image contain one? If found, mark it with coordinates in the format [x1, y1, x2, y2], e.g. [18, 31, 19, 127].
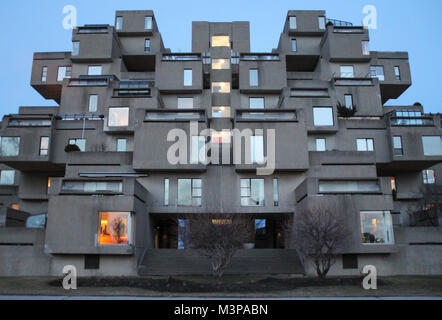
[0, 10, 441, 277]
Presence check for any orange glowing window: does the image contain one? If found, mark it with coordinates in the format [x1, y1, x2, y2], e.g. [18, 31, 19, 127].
[10, 203, 19, 210]
[98, 212, 131, 245]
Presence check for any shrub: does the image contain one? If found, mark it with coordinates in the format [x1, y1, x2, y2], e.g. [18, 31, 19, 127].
[64, 144, 81, 152]
[337, 101, 357, 117]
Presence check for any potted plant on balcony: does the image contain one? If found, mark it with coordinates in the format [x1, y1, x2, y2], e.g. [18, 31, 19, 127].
[337, 101, 358, 118]
[64, 144, 81, 152]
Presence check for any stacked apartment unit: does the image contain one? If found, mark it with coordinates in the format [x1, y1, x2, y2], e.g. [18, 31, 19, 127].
[0, 10, 440, 276]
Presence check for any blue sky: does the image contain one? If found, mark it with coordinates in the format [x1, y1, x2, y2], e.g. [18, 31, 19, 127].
[0, 0, 441, 116]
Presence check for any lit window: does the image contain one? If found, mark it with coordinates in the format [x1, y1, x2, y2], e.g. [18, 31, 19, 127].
[422, 170, 435, 184]
[273, 178, 279, 206]
[340, 65, 354, 78]
[10, 204, 19, 210]
[313, 107, 333, 126]
[316, 138, 326, 151]
[57, 66, 71, 81]
[291, 39, 297, 52]
[41, 66, 48, 82]
[48, 177, 51, 192]
[250, 136, 264, 164]
[289, 16, 297, 29]
[249, 69, 259, 86]
[318, 16, 326, 29]
[240, 179, 265, 206]
[88, 65, 102, 76]
[212, 82, 230, 93]
[191, 136, 206, 164]
[68, 138, 86, 152]
[390, 177, 396, 192]
[344, 94, 353, 109]
[164, 178, 169, 206]
[211, 35, 230, 47]
[211, 131, 231, 144]
[370, 66, 385, 81]
[360, 211, 394, 244]
[115, 16, 123, 30]
[177, 97, 193, 109]
[178, 179, 202, 206]
[184, 69, 192, 86]
[108, 107, 129, 127]
[362, 41, 370, 55]
[98, 212, 132, 245]
[144, 16, 153, 30]
[393, 136, 403, 156]
[394, 66, 401, 80]
[39, 137, 49, 156]
[212, 106, 231, 118]
[356, 138, 374, 151]
[117, 139, 126, 152]
[319, 180, 380, 193]
[72, 41, 80, 56]
[0, 137, 20, 156]
[0, 170, 15, 185]
[89, 95, 98, 112]
[422, 136, 442, 156]
[211, 59, 230, 70]
[144, 39, 151, 52]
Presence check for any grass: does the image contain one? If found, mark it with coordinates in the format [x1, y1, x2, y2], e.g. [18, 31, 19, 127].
[0, 275, 440, 298]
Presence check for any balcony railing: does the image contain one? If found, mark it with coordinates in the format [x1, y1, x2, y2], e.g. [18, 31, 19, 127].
[144, 109, 206, 122]
[162, 54, 201, 61]
[76, 25, 109, 34]
[390, 117, 434, 126]
[326, 18, 353, 27]
[8, 118, 52, 127]
[69, 75, 114, 86]
[240, 53, 280, 61]
[236, 109, 298, 121]
[114, 80, 154, 96]
[55, 114, 104, 121]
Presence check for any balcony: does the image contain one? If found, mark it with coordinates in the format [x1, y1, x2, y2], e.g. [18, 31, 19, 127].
[235, 109, 297, 122]
[162, 53, 201, 61]
[326, 18, 353, 27]
[240, 53, 280, 61]
[68, 75, 114, 87]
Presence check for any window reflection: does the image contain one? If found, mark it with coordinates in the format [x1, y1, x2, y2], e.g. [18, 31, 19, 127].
[98, 212, 131, 245]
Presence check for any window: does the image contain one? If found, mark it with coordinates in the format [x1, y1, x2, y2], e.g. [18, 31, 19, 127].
[115, 16, 123, 30]
[212, 106, 231, 118]
[393, 136, 403, 156]
[39, 137, 49, 156]
[249, 69, 259, 86]
[62, 181, 122, 193]
[356, 138, 374, 151]
[240, 179, 265, 206]
[249, 97, 264, 109]
[344, 94, 353, 109]
[255, 219, 266, 235]
[273, 178, 279, 206]
[211, 35, 230, 47]
[319, 180, 380, 193]
[250, 136, 264, 164]
[98, 212, 132, 245]
[184, 69, 192, 86]
[360, 211, 394, 244]
[370, 66, 385, 81]
[57, 66, 71, 81]
[191, 136, 206, 163]
[84, 255, 100, 269]
[72, 41, 80, 56]
[108, 107, 129, 127]
[26, 213, 46, 228]
[422, 136, 442, 156]
[291, 39, 297, 52]
[316, 138, 326, 151]
[10, 204, 19, 211]
[48, 177, 51, 192]
[164, 178, 169, 206]
[212, 82, 230, 93]
[117, 139, 126, 152]
[422, 170, 435, 184]
[362, 41, 370, 55]
[178, 179, 202, 206]
[0, 170, 15, 185]
[340, 65, 354, 78]
[88, 95, 98, 112]
[68, 138, 86, 152]
[144, 16, 153, 30]
[394, 66, 401, 80]
[318, 16, 326, 29]
[0, 137, 20, 156]
[177, 97, 193, 109]
[41, 66, 48, 82]
[88, 65, 102, 76]
[313, 107, 333, 126]
[211, 131, 231, 144]
[144, 39, 151, 52]
[289, 16, 297, 29]
[211, 59, 230, 69]
[390, 177, 396, 192]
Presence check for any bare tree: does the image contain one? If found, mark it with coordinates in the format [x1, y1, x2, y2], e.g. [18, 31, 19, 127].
[288, 201, 351, 279]
[406, 184, 441, 227]
[183, 213, 253, 279]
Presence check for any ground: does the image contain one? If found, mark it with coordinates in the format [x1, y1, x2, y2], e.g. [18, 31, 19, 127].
[0, 275, 441, 297]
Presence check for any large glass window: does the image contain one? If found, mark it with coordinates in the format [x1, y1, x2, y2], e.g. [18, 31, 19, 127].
[57, 66, 71, 81]
[313, 107, 333, 126]
[98, 212, 132, 245]
[89, 95, 98, 112]
[88, 65, 102, 76]
[360, 211, 394, 244]
[249, 69, 259, 86]
[289, 16, 297, 29]
[0, 137, 20, 156]
[357, 138, 374, 151]
[211, 35, 230, 47]
[39, 137, 49, 156]
[250, 136, 264, 164]
[212, 82, 230, 93]
[249, 97, 264, 109]
[144, 16, 153, 29]
[393, 136, 403, 156]
[0, 170, 15, 185]
[117, 139, 126, 152]
[108, 107, 129, 127]
[370, 66, 385, 81]
[319, 180, 380, 193]
[68, 138, 86, 152]
[422, 169, 435, 184]
[184, 69, 192, 86]
[316, 138, 326, 151]
[178, 178, 202, 206]
[115, 16, 123, 30]
[177, 97, 193, 109]
[212, 106, 231, 118]
[211, 59, 230, 70]
[72, 41, 80, 56]
[191, 136, 206, 164]
[240, 179, 265, 206]
[340, 65, 354, 78]
[422, 136, 442, 156]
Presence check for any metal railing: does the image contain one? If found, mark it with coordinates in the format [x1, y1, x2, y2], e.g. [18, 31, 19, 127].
[326, 18, 353, 27]
[240, 54, 280, 61]
[162, 54, 201, 61]
[55, 114, 104, 121]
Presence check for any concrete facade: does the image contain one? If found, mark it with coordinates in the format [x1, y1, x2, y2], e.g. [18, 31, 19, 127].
[0, 10, 441, 277]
